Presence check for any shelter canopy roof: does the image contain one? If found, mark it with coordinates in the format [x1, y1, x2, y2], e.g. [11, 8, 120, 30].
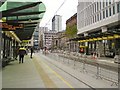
[0, 0, 46, 40]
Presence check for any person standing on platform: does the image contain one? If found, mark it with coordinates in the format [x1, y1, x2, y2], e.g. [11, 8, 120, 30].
[30, 47, 34, 58]
[18, 46, 27, 64]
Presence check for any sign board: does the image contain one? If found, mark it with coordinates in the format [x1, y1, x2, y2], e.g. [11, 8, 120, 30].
[0, 22, 24, 31]
[22, 40, 30, 42]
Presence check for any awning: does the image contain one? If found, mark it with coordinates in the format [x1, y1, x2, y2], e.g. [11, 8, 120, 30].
[80, 46, 88, 48]
[78, 34, 120, 42]
[0, 0, 46, 41]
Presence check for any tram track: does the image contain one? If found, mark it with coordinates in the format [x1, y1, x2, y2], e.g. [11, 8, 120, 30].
[41, 54, 96, 90]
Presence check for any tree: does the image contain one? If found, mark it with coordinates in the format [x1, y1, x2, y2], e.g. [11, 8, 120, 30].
[65, 24, 77, 38]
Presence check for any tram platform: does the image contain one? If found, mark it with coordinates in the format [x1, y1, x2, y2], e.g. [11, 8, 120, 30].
[2, 56, 45, 88]
[2, 52, 118, 89]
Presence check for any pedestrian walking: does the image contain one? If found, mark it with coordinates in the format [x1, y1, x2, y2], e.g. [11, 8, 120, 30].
[30, 47, 34, 58]
[18, 46, 27, 63]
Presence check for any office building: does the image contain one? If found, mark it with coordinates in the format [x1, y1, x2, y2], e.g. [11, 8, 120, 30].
[52, 15, 62, 32]
[43, 30, 57, 49]
[77, 1, 120, 57]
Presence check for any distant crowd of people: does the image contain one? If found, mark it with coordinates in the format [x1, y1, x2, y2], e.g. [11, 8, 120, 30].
[15, 46, 120, 64]
[15, 46, 51, 64]
[41, 47, 51, 55]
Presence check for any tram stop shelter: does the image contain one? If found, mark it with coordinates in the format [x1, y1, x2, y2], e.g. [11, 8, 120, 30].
[0, 0, 46, 67]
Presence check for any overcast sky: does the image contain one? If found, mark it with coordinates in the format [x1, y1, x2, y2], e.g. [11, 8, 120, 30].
[40, 0, 78, 30]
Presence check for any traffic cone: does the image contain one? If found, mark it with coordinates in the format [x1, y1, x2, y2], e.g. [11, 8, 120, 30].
[94, 55, 97, 60]
[92, 53, 97, 60]
[92, 53, 95, 59]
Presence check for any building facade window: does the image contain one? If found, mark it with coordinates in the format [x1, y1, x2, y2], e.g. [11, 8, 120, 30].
[113, 5, 115, 14]
[103, 10, 105, 19]
[95, 15, 96, 22]
[117, 2, 120, 13]
[95, 3, 96, 13]
[109, 7, 111, 16]
[106, 0, 108, 6]
[103, 2, 105, 8]
[93, 4, 94, 14]
[91, 17, 93, 24]
[90, 6, 92, 16]
[78, 1, 120, 30]
[100, 2, 101, 10]
[106, 9, 108, 17]
[93, 16, 94, 23]
[97, 14, 99, 21]
[97, 2, 99, 11]
[100, 12, 102, 20]
[109, 0, 111, 4]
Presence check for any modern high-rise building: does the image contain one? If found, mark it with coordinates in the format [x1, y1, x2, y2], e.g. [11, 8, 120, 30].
[52, 15, 62, 32]
[77, 1, 120, 57]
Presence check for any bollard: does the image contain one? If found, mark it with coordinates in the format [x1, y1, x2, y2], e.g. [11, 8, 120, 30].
[55, 53, 57, 60]
[73, 58, 76, 69]
[68, 56, 69, 64]
[62, 54, 64, 62]
[82, 60, 87, 73]
[57, 53, 59, 61]
[96, 63, 102, 79]
[58, 54, 60, 62]
[58, 54, 61, 62]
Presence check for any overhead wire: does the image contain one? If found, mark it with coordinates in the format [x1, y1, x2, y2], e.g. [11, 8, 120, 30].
[44, 0, 67, 28]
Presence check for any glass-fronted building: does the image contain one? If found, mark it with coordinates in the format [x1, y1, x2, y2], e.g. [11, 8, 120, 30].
[77, 1, 120, 57]
[33, 29, 39, 50]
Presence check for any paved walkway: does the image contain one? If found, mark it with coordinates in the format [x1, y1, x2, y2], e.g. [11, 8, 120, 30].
[2, 56, 45, 88]
[2, 53, 118, 89]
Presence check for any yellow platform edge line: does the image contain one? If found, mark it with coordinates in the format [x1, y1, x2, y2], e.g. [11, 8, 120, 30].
[33, 57, 58, 88]
[41, 59, 74, 89]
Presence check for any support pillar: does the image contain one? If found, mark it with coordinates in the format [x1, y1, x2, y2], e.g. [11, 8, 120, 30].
[0, 29, 2, 68]
[84, 33, 88, 37]
[84, 33, 88, 54]
[101, 26, 107, 33]
[0, 27, 2, 89]
[101, 26, 108, 57]
[3, 33, 6, 58]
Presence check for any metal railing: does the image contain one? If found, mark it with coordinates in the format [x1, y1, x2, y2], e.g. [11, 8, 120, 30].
[46, 51, 118, 86]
